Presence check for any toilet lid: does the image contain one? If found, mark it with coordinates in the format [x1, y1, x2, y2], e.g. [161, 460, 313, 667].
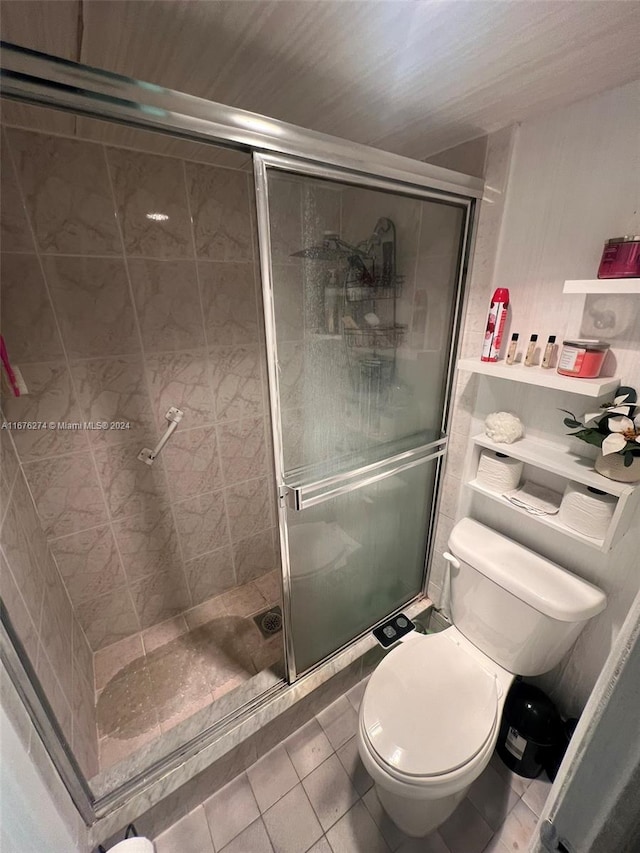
[362, 632, 498, 778]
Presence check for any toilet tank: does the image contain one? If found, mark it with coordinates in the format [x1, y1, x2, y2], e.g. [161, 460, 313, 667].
[447, 518, 607, 676]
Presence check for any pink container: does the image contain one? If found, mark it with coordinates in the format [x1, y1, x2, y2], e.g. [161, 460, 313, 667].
[557, 340, 609, 378]
[597, 236, 640, 278]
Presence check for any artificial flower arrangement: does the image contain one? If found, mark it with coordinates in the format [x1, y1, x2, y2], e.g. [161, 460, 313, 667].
[561, 386, 640, 468]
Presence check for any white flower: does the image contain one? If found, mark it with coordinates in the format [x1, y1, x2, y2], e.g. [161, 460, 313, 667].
[601, 414, 640, 455]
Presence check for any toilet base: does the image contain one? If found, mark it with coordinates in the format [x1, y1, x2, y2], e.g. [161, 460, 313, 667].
[375, 781, 469, 837]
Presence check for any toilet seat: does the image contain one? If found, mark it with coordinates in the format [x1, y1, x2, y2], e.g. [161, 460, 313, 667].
[361, 631, 499, 780]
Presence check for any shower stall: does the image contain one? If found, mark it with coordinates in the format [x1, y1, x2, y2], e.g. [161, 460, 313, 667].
[0, 43, 480, 829]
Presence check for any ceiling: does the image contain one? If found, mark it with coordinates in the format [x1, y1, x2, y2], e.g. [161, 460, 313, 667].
[1, 0, 639, 159]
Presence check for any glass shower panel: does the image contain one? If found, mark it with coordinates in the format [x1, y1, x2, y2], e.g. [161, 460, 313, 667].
[287, 459, 438, 673]
[263, 163, 468, 674]
[267, 170, 465, 479]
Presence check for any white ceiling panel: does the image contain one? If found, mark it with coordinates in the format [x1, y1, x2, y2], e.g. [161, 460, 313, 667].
[1, 0, 639, 158]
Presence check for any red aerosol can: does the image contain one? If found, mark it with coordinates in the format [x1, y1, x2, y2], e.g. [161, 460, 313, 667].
[481, 288, 510, 362]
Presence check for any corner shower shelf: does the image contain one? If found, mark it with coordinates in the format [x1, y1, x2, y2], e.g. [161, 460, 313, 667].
[563, 279, 640, 294]
[467, 433, 640, 552]
[456, 357, 620, 398]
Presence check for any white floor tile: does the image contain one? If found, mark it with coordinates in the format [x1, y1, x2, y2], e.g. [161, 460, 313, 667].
[438, 798, 493, 853]
[307, 840, 333, 853]
[480, 837, 512, 853]
[396, 832, 450, 853]
[326, 800, 392, 853]
[204, 772, 260, 849]
[247, 744, 299, 812]
[220, 817, 274, 852]
[489, 752, 532, 798]
[362, 787, 410, 851]
[487, 799, 539, 852]
[155, 806, 215, 853]
[345, 678, 368, 712]
[262, 783, 323, 853]
[316, 697, 359, 750]
[284, 718, 334, 779]
[522, 775, 553, 817]
[336, 736, 373, 796]
[302, 754, 359, 831]
[467, 764, 520, 831]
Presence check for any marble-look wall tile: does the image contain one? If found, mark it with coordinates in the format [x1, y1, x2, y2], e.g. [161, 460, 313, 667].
[272, 264, 304, 343]
[217, 417, 268, 486]
[94, 438, 169, 520]
[43, 256, 139, 359]
[210, 345, 264, 422]
[0, 500, 45, 627]
[224, 478, 272, 544]
[173, 489, 229, 561]
[72, 618, 94, 692]
[70, 355, 156, 447]
[0, 134, 35, 252]
[39, 560, 74, 697]
[23, 451, 108, 537]
[184, 545, 235, 606]
[130, 568, 191, 630]
[76, 586, 140, 651]
[10, 472, 49, 571]
[268, 176, 302, 264]
[186, 164, 253, 261]
[198, 261, 259, 346]
[50, 524, 126, 607]
[1, 253, 64, 363]
[7, 129, 120, 255]
[128, 258, 204, 352]
[36, 646, 73, 744]
[0, 554, 40, 662]
[107, 148, 193, 259]
[233, 529, 277, 585]
[113, 505, 182, 584]
[2, 362, 89, 460]
[162, 425, 222, 502]
[146, 349, 216, 429]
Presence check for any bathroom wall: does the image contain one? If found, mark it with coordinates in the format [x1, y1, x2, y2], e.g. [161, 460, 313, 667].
[429, 79, 640, 716]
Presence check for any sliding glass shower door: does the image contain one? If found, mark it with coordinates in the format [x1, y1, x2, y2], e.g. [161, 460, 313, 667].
[255, 155, 470, 676]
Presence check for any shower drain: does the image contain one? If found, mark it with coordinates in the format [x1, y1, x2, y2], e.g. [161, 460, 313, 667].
[253, 606, 283, 638]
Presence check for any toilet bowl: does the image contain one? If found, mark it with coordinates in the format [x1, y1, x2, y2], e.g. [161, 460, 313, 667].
[357, 518, 607, 837]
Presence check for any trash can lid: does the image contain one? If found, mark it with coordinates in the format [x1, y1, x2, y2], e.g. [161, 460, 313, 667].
[504, 681, 561, 746]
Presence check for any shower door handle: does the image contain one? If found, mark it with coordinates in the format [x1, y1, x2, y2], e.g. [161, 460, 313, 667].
[280, 437, 447, 511]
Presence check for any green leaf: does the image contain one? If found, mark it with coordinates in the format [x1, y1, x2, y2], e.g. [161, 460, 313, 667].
[617, 386, 637, 405]
[563, 418, 582, 429]
[624, 452, 634, 467]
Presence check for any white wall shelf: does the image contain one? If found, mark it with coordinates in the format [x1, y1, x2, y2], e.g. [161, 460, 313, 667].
[466, 433, 639, 552]
[563, 279, 640, 295]
[457, 358, 619, 398]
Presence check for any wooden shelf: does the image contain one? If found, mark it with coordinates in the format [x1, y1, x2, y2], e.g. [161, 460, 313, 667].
[471, 434, 633, 497]
[563, 279, 640, 294]
[457, 358, 620, 398]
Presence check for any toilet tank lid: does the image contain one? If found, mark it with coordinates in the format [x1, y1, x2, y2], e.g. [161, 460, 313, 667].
[449, 519, 607, 622]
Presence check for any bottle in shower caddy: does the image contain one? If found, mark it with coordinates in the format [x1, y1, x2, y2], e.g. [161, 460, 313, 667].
[481, 288, 510, 362]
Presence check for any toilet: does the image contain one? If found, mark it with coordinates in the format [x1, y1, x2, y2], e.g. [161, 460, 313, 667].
[357, 517, 607, 837]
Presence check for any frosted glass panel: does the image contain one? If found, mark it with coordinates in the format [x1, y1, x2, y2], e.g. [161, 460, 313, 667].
[267, 171, 465, 478]
[287, 461, 436, 672]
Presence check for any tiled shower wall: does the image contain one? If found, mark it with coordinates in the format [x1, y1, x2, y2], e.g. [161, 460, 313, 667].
[0, 129, 278, 663]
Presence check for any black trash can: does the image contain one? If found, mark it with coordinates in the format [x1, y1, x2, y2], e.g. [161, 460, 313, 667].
[497, 679, 562, 778]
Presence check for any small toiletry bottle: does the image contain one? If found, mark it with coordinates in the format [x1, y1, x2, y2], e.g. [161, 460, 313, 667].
[505, 333, 519, 365]
[481, 288, 510, 362]
[524, 334, 538, 366]
[541, 335, 557, 369]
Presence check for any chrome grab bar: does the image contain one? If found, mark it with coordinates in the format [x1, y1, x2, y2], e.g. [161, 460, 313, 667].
[280, 437, 447, 511]
[138, 407, 184, 465]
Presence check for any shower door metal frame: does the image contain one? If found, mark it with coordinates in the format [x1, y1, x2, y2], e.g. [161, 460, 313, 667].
[0, 40, 480, 829]
[254, 151, 476, 683]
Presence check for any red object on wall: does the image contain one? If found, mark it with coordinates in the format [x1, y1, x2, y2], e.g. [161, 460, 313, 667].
[597, 236, 640, 279]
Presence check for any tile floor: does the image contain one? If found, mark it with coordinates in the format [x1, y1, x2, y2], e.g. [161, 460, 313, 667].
[154, 677, 551, 853]
[94, 573, 283, 770]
